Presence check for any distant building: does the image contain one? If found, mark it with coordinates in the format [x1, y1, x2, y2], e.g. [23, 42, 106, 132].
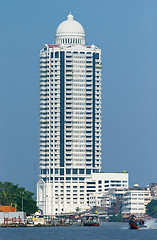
[149, 183, 157, 200]
[88, 174, 128, 217]
[144, 187, 152, 212]
[108, 196, 122, 216]
[121, 185, 151, 217]
[86, 172, 128, 202]
[89, 192, 108, 208]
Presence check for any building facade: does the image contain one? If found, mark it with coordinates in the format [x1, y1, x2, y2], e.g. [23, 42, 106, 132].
[149, 183, 157, 200]
[88, 172, 128, 209]
[37, 14, 129, 215]
[121, 185, 151, 217]
[37, 13, 102, 215]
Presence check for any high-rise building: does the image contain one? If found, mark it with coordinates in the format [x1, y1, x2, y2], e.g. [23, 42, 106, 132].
[37, 13, 128, 215]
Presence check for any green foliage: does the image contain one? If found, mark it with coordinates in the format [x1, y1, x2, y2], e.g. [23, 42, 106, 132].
[146, 200, 157, 218]
[108, 214, 122, 222]
[0, 182, 38, 215]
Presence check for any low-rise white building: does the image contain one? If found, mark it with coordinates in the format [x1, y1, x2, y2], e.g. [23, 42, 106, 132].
[149, 183, 157, 200]
[121, 185, 151, 217]
[38, 171, 129, 215]
[89, 192, 108, 207]
[144, 187, 152, 212]
[86, 172, 128, 204]
[89, 188, 126, 209]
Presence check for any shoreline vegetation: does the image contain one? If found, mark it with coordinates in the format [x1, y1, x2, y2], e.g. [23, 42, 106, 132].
[0, 181, 38, 215]
[108, 214, 123, 222]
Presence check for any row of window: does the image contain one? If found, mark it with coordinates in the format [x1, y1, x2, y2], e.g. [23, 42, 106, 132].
[87, 180, 127, 185]
[42, 177, 85, 182]
[41, 168, 91, 175]
[57, 38, 83, 44]
[43, 51, 100, 59]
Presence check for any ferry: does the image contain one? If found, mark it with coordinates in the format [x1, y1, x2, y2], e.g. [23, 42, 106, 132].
[83, 215, 99, 226]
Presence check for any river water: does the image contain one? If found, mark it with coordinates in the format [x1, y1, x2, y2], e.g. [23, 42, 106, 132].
[0, 222, 157, 240]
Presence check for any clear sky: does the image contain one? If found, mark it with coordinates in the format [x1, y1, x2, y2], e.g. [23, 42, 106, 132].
[0, 0, 157, 193]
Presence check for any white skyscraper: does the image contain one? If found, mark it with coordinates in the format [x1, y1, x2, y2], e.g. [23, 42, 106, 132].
[37, 13, 102, 215]
[37, 13, 128, 215]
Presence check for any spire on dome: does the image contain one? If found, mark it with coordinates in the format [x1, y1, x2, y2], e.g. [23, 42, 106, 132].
[67, 12, 73, 21]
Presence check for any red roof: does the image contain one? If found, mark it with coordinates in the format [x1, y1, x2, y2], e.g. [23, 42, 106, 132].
[48, 44, 59, 47]
[0, 206, 15, 212]
[87, 46, 91, 48]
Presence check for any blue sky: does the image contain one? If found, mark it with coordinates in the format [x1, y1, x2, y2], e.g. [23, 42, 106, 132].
[0, 0, 157, 193]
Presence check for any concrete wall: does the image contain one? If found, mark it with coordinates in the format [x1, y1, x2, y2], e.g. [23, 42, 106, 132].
[0, 212, 26, 224]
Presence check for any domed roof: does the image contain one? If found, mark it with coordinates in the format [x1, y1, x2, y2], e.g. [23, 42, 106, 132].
[56, 13, 85, 38]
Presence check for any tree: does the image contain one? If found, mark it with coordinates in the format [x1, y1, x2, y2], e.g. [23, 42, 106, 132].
[0, 182, 38, 215]
[146, 200, 157, 218]
[108, 214, 122, 222]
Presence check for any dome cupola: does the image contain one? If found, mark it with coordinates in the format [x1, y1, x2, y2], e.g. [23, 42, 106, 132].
[56, 13, 85, 45]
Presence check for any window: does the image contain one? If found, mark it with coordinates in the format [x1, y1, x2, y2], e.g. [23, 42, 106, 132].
[51, 52, 53, 58]
[60, 169, 64, 175]
[86, 169, 91, 175]
[73, 169, 78, 174]
[66, 169, 71, 174]
[79, 178, 84, 181]
[66, 177, 71, 180]
[72, 177, 77, 181]
[55, 169, 58, 174]
[79, 169, 84, 174]
[55, 52, 59, 58]
[95, 53, 99, 59]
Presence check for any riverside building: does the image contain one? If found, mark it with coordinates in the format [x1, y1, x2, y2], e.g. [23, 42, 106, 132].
[121, 185, 151, 217]
[37, 13, 128, 215]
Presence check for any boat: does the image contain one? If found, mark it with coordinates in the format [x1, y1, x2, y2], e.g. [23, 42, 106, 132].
[54, 215, 73, 226]
[55, 221, 72, 226]
[129, 218, 147, 229]
[83, 215, 99, 226]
